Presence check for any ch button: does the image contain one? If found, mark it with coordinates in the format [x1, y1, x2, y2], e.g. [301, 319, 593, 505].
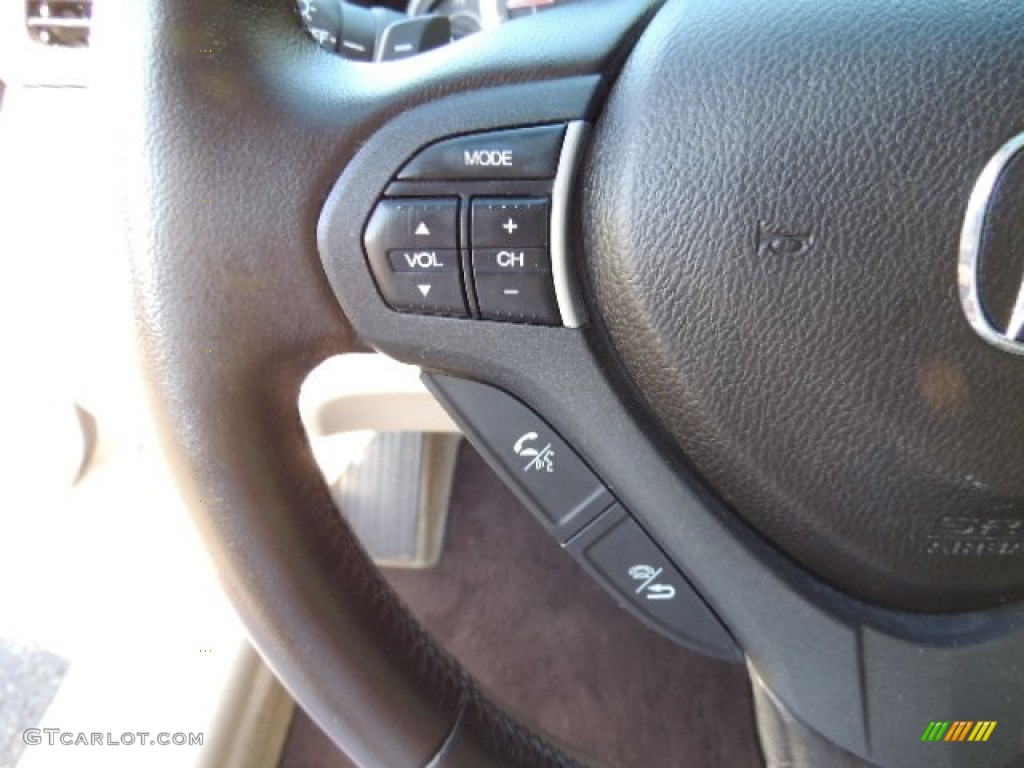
[472, 248, 559, 325]
[471, 198, 558, 324]
[471, 197, 549, 248]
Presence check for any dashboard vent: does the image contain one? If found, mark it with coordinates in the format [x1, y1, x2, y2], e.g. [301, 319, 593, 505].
[25, 1, 92, 48]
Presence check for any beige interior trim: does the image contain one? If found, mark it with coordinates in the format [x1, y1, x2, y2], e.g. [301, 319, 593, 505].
[197, 647, 295, 768]
[300, 354, 459, 439]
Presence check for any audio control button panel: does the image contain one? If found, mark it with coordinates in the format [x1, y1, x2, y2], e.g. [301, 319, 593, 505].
[361, 123, 588, 327]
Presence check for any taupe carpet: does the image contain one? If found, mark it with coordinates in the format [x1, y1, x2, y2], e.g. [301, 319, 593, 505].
[279, 442, 762, 767]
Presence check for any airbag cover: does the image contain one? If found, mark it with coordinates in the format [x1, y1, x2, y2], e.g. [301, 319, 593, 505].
[584, 0, 1024, 612]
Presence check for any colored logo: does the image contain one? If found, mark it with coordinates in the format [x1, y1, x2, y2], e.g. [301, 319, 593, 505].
[921, 721, 996, 742]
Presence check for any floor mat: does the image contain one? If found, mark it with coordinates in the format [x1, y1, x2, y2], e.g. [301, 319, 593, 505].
[278, 442, 762, 767]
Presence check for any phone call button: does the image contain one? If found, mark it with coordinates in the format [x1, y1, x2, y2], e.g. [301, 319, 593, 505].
[423, 374, 613, 541]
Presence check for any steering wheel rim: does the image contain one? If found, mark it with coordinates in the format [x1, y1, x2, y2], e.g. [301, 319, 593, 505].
[107, 0, 658, 764]
[109, 0, 1024, 766]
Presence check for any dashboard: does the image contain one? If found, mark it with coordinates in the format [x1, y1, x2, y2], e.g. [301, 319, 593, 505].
[298, 0, 576, 59]
[408, 0, 566, 39]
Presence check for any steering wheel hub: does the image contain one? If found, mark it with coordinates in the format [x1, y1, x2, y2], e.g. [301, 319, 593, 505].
[584, 0, 1024, 613]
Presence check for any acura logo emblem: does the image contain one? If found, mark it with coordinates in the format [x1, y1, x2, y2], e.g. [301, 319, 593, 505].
[959, 132, 1024, 355]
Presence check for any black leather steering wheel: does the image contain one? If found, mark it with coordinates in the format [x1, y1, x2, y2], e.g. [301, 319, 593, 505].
[108, 0, 1024, 766]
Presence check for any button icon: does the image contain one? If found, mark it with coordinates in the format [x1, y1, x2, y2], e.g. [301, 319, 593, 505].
[417, 284, 431, 297]
[513, 431, 555, 473]
[414, 221, 431, 236]
[464, 148, 514, 167]
[388, 249, 457, 274]
[496, 250, 525, 268]
[628, 564, 677, 601]
[403, 251, 446, 269]
[502, 217, 518, 235]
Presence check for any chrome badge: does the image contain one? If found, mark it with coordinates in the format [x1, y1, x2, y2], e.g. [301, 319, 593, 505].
[960, 132, 1024, 355]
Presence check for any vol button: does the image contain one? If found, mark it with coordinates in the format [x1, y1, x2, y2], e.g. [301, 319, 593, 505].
[365, 198, 459, 251]
[382, 271, 466, 316]
[388, 248, 458, 272]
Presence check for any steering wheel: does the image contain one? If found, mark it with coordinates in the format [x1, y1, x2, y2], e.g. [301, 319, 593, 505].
[108, 0, 1024, 765]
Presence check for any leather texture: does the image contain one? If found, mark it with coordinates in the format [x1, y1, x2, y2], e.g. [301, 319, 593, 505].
[584, 0, 1024, 613]
[102, 0, 657, 765]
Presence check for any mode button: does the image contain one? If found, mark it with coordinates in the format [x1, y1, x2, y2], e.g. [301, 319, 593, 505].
[397, 125, 566, 181]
